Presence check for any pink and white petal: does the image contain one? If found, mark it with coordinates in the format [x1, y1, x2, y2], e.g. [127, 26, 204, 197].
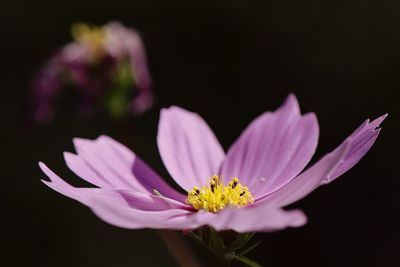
[70, 136, 186, 202]
[157, 106, 225, 191]
[221, 94, 319, 198]
[208, 205, 307, 233]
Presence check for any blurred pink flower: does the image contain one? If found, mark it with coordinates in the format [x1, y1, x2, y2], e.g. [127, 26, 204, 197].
[40, 94, 386, 232]
[32, 21, 153, 123]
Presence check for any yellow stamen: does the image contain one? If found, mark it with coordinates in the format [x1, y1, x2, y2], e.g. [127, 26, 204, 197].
[71, 22, 106, 62]
[186, 175, 254, 213]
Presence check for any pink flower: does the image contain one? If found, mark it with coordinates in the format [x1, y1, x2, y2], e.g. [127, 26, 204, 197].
[32, 21, 153, 124]
[40, 94, 386, 232]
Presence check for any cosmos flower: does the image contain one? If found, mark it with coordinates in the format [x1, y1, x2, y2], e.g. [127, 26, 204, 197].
[39, 94, 386, 233]
[32, 21, 153, 123]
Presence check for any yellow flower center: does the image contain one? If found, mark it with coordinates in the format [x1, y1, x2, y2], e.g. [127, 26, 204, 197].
[71, 23, 106, 63]
[186, 175, 254, 213]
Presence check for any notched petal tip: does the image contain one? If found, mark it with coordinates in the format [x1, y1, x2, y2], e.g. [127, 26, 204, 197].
[303, 111, 318, 120]
[39, 161, 52, 184]
[163, 105, 181, 111]
[38, 162, 54, 182]
[302, 111, 319, 132]
[63, 151, 76, 159]
[286, 93, 298, 102]
[40, 179, 51, 185]
[160, 105, 199, 120]
[38, 162, 56, 181]
[370, 113, 388, 131]
[281, 93, 300, 114]
[285, 209, 308, 228]
[72, 137, 93, 152]
[97, 134, 115, 143]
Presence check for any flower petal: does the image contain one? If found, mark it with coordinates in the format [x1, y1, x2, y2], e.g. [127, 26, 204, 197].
[39, 162, 203, 229]
[221, 94, 319, 198]
[40, 161, 102, 203]
[261, 141, 350, 207]
[41, 161, 185, 209]
[115, 190, 190, 211]
[157, 106, 225, 191]
[208, 205, 307, 233]
[64, 151, 114, 188]
[263, 114, 386, 207]
[331, 114, 387, 179]
[70, 136, 186, 202]
[86, 191, 210, 230]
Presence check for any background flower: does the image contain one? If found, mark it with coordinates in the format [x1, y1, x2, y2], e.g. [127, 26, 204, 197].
[31, 21, 153, 124]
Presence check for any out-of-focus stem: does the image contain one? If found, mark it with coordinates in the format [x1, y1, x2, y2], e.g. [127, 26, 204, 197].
[158, 230, 203, 267]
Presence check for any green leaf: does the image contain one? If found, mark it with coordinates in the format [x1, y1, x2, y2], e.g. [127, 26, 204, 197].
[188, 231, 201, 241]
[239, 240, 262, 256]
[198, 229, 204, 240]
[208, 228, 226, 251]
[228, 232, 255, 251]
[187, 231, 207, 248]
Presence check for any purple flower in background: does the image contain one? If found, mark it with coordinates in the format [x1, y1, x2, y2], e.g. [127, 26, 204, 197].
[40, 94, 386, 232]
[32, 21, 153, 123]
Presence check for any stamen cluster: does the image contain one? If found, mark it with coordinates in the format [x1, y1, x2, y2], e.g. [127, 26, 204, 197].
[186, 175, 254, 213]
[71, 23, 106, 62]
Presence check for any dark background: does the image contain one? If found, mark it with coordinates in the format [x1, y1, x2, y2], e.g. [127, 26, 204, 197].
[2, 0, 399, 266]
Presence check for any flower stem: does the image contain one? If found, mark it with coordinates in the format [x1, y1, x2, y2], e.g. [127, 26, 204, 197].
[158, 230, 203, 267]
[189, 228, 263, 267]
[215, 253, 231, 267]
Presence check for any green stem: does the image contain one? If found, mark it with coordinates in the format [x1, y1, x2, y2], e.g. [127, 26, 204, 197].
[158, 230, 203, 267]
[215, 252, 230, 267]
[231, 255, 263, 267]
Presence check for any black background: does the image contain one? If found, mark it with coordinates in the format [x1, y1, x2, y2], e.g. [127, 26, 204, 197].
[2, 0, 399, 266]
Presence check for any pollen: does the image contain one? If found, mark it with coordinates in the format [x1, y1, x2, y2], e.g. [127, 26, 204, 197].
[186, 175, 254, 213]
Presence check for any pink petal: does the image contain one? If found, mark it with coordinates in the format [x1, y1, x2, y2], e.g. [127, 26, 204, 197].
[40, 161, 103, 203]
[330, 114, 387, 179]
[208, 205, 307, 233]
[64, 151, 114, 188]
[221, 94, 319, 198]
[157, 106, 225, 191]
[115, 190, 190, 211]
[261, 140, 350, 207]
[39, 162, 183, 210]
[70, 136, 186, 202]
[263, 114, 386, 207]
[86, 191, 210, 230]
[40, 162, 201, 229]
[40, 161, 184, 209]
